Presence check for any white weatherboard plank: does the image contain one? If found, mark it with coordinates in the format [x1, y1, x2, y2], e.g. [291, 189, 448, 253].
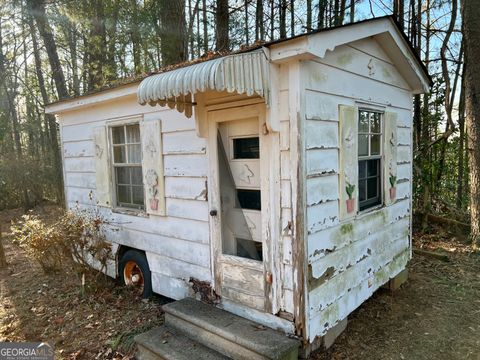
[309, 217, 409, 280]
[164, 176, 208, 200]
[305, 91, 338, 121]
[144, 109, 196, 133]
[308, 235, 409, 318]
[164, 154, 208, 177]
[396, 180, 411, 199]
[64, 157, 95, 172]
[397, 127, 411, 146]
[102, 208, 210, 244]
[305, 120, 339, 149]
[320, 44, 410, 90]
[307, 198, 411, 262]
[146, 252, 211, 282]
[348, 38, 393, 63]
[151, 272, 190, 300]
[308, 251, 409, 338]
[302, 61, 413, 110]
[166, 198, 209, 222]
[63, 140, 95, 158]
[106, 227, 210, 267]
[162, 130, 207, 154]
[306, 200, 340, 234]
[396, 163, 411, 181]
[306, 148, 339, 176]
[397, 145, 411, 163]
[306, 174, 339, 206]
[65, 172, 96, 189]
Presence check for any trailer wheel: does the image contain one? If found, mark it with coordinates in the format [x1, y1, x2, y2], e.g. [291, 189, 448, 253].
[119, 250, 153, 299]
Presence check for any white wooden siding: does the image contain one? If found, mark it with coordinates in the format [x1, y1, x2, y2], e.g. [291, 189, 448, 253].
[302, 38, 413, 342]
[60, 102, 212, 299]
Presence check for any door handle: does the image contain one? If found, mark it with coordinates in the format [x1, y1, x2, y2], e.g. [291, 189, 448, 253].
[209, 210, 218, 216]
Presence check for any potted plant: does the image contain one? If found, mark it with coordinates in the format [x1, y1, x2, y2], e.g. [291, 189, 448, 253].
[389, 174, 397, 200]
[345, 182, 355, 213]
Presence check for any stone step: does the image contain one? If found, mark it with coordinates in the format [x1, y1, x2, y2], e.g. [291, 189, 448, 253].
[163, 298, 299, 360]
[135, 325, 230, 360]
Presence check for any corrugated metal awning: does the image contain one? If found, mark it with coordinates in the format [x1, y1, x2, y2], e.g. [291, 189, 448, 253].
[137, 50, 270, 118]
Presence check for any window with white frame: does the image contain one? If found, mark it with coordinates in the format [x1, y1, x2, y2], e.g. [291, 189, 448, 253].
[358, 109, 383, 211]
[111, 124, 144, 210]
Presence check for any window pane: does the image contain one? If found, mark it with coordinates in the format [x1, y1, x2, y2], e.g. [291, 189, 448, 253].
[367, 177, 378, 199]
[371, 135, 381, 155]
[358, 134, 369, 156]
[131, 167, 143, 186]
[127, 144, 142, 163]
[117, 185, 131, 204]
[116, 167, 130, 185]
[371, 113, 381, 133]
[367, 159, 378, 177]
[359, 179, 366, 202]
[236, 189, 261, 210]
[359, 111, 369, 132]
[113, 145, 126, 163]
[112, 127, 125, 144]
[132, 186, 144, 205]
[233, 137, 260, 159]
[359, 160, 366, 179]
[126, 124, 140, 143]
[236, 238, 263, 261]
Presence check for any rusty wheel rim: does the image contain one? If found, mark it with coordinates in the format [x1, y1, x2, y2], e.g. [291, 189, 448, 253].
[123, 260, 145, 296]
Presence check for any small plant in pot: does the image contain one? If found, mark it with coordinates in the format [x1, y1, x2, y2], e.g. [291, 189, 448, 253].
[345, 182, 355, 213]
[389, 174, 397, 200]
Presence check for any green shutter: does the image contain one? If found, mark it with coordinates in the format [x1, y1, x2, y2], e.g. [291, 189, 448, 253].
[384, 112, 398, 205]
[92, 126, 112, 207]
[141, 118, 166, 216]
[339, 105, 358, 220]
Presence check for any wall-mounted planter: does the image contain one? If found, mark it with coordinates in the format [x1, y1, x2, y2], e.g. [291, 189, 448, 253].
[346, 198, 355, 214]
[150, 198, 159, 211]
[389, 187, 396, 201]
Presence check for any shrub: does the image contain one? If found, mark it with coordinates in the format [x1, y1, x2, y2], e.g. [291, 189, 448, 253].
[11, 206, 113, 274]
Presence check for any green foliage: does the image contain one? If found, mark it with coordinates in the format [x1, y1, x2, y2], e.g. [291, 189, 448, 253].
[345, 182, 355, 199]
[389, 174, 397, 188]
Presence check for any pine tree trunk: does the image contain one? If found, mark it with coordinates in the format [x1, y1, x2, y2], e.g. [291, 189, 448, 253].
[215, 0, 229, 51]
[27, 0, 69, 99]
[307, 0, 312, 31]
[457, 66, 466, 209]
[255, 0, 264, 40]
[279, 0, 287, 39]
[160, 0, 187, 65]
[462, 0, 480, 248]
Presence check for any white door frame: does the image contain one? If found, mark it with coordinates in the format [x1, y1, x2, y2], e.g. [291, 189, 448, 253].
[207, 102, 279, 313]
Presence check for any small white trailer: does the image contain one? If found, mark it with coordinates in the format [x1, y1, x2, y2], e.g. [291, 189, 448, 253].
[46, 16, 430, 354]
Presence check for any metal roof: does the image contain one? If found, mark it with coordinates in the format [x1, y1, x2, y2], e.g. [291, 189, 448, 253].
[137, 50, 270, 118]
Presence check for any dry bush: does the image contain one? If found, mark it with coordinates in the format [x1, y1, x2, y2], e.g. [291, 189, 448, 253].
[11, 206, 113, 274]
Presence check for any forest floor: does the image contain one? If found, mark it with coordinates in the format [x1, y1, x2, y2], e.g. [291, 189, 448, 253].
[1, 205, 479, 360]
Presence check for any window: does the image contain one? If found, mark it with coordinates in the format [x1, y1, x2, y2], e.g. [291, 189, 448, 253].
[358, 110, 382, 211]
[111, 124, 144, 210]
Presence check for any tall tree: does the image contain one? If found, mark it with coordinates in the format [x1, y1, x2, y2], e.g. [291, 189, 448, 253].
[462, 0, 480, 248]
[255, 0, 264, 40]
[27, 0, 69, 99]
[215, 0, 229, 51]
[159, 0, 187, 65]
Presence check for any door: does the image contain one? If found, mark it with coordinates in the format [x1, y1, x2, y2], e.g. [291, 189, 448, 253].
[208, 105, 268, 311]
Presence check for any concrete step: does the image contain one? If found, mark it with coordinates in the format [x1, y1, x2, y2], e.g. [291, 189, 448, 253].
[135, 325, 230, 360]
[163, 298, 299, 360]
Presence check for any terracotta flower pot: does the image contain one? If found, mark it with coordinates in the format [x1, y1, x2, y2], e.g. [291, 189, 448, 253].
[346, 198, 355, 213]
[150, 198, 159, 211]
[390, 187, 396, 200]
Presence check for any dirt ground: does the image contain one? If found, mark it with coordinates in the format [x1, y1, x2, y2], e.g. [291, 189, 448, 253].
[1, 205, 480, 359]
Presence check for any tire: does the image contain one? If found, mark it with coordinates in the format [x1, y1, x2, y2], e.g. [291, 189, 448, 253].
[118, 250, 153, 299]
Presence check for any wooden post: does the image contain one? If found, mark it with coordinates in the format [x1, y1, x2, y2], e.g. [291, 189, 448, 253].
[0, 225, 7, 268]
